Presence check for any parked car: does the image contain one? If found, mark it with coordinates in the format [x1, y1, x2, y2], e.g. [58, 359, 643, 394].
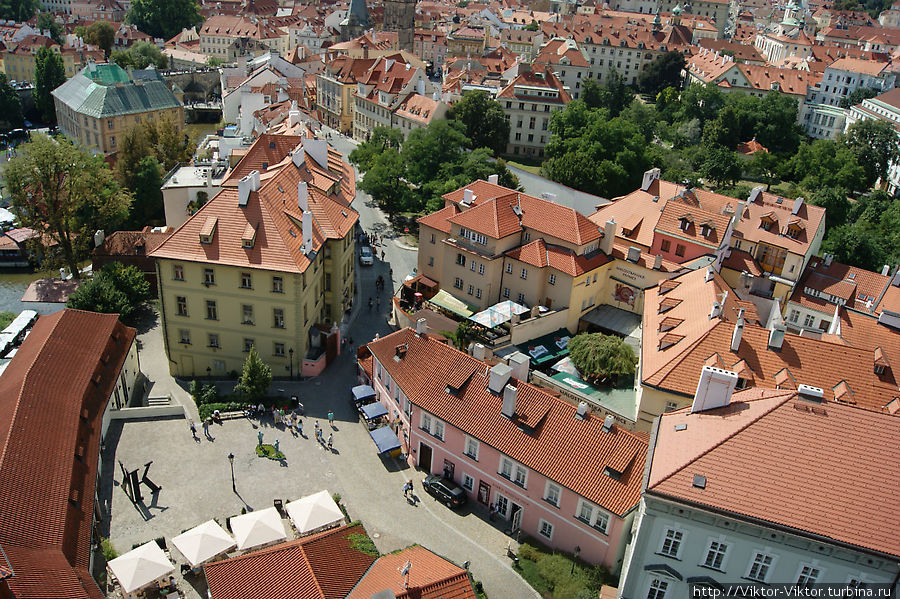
[422, 475, 467, 508]
[359, 245, 374, 266]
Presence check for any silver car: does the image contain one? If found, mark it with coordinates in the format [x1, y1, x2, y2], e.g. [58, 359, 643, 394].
[359, 246, 374, 265]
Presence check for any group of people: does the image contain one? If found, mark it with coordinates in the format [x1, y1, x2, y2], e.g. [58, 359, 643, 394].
[313, 412, 336, 450]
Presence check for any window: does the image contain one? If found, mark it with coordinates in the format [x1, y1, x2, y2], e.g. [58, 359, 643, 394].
[538, 519, 553, 540]
[520, 268, 528, 280]
[462, 473, 474, 491]
[647, 579, 668, 599]
[504, 287, 510, 298]
[664, 401, 678, 412]
[430, 233, 435, 244]
[703, 540, 728, 570]
[467, 285, 474, 295]
[464, 437, 479, 460]
[428, 257, 434, 266]
[454, 277, 463, 289]
[788, 309, 800, 323]
[110, 136, 116, 148]
[272, 276, 283, 292]
[242, 338, 254, 352]
[476, 288, 482, 299]
[747, 552, 774, 582]
[274, 343, 285, 357]
[675, 244, 685, 257]
[576, 500, 609, 533]
[803, 314, 815, 328]
[506, 264, 513, 274]
[274, 308, 285, 328]
[660, 239, 671, 252]
[499, 457, 513, 479]
[241, 272, 252, 289]
[204, 268, 215, 285]
[470, 260, 476, 271]
[433, 419, 444, 440]
[208, 333, 219, 348]
[479, 264, 485, 275]
[660, 529, 683, 558]
[206, 300, 218, 320]
[179, 329, 191, 344]
[242, 304, 254, 325]
[456, 253, 466, 266]
[173, 264, 184, 281]
[517, 293, 525, 304]
[797, 565, 821, 587]
[544, 482, 561, 506]
[549, 274, 556, 285]
[176, 296, 188, 316]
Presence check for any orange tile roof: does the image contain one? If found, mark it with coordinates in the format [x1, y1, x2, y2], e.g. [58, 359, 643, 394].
[505, 238, 611, 277]
[655, 200, 731, 250]
[721, 248, 763, 276]
[649, 389, 900, 559]
[417, 204, 459, 234]
[347, 545, 476, 599]
[205, 523, 377, 599]
[497, 69, 571, 104]
[789, 257, 893, 314]
[222, 134, 304, 185]
[447, 196, 521, 239]
[828, 56, 890, 75]
[0, 310, 135, 599]
[366, 329, 648, 515]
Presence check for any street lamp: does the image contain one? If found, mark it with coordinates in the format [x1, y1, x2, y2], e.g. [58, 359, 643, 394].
[288, 347, 294, 380]
[571, 546, 581, 574]
[227, 452, 235, 493]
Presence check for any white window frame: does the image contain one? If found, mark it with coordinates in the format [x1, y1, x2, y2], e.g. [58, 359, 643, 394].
[549, 274, 556, 285]
[796, 563, 823, 587]
[462, 473, 474, 491]
[576, 499, 609, 534]
[538, 519, 554, 541]
[647, 579, 669, 599]
[702, 537, 729, 571]
[499, 457, 513, 479]
[543, 482, 561, 507]
[659, 527, 685, 559]
[464, 436, 479, 460]
[746, 550, 777, 582]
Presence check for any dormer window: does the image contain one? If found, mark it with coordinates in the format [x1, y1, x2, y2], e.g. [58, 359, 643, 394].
[679, 215, 693, 231]
[200, 216, 218, 244]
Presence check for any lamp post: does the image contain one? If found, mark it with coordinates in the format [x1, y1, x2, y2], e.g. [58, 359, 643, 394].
[227, 452, 235, 492]
[571, 546, 581, 574]
[288, 347, 294, 380]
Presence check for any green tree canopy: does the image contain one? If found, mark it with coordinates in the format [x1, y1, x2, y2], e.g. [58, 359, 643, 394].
[67, 262, 151, 322]
[0, 0, 38, 22]
[699, 146, 741, 189]
[0, 73, 24, 131]
[86, 21, 116, 58]
[127, 156, 164, 227]
[402, 119, 469, 185]
[842, 118, 900, 189]
[447, 90, 510, 155]
[580, 70, 634, 117]
[234, 346, 272, 402]
[5, 134, 132, 278]
[33, 46, 66, 123]
[116, 113, 195, 188]
[749, 150, 779, 191]
[37, 12, 63, 44]
[785, 139, 866, 192]
[808, 187, 851, 231]
[111, 41, 168, 70]
[358, 148, 412, 217]
[839, 87, 878, 108]
[348, 126, 403, 171]
[638, 51, 686, 97]
[126, 0, 201, 40]
[568, 333, 637, 382]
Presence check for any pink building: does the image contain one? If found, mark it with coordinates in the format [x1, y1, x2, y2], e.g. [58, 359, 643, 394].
[648, 195, 734, 264]
[360, 324, 648, 571]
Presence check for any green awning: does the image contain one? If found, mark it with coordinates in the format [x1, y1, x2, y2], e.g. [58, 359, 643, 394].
[516, 328, 572, 366]
[428, 290, 476, 318]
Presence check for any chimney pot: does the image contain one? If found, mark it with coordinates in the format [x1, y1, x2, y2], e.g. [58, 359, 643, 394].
[416, 318, 427, 336]
[501, 384, 517, 418]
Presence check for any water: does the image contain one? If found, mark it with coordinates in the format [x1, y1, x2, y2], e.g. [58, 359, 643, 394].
[0, 269, 68, 316]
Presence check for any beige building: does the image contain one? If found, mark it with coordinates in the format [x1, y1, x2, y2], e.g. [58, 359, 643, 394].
[497, 65, 571, 158]
[317, 54, 376, 133]
[199, 15, 287, 61]
[3, 35, 103, 83]
[351, 55, 435, 142]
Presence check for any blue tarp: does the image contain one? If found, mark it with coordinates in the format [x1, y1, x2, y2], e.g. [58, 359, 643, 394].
[369, 426, 402, 454]
[361, 402, 388, 420]
[352, 384, 376, 403]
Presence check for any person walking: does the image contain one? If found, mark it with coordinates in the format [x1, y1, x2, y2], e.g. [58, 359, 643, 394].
[327, 410, 335, 427]
[368, 297, 373, 311]
[314, 420, 320, 438]
[402, 479, 413, 498]
[189, 420, 198, 440]
[327, 433, 333, 450]
[202, 418, 210, 437]
[297, 418, 303, 436]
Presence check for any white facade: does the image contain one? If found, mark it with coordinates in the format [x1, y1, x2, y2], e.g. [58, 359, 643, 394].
[100, 336, 141, 441]
[808, 64, 896, 108]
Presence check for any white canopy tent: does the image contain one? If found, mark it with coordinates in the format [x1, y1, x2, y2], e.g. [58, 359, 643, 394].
[230, 506, 287, 550]
[285, 490, 345, 535]
[171, 520, 236, 567]
[469, 300, 529, 328]
[107, 541, 175, 594]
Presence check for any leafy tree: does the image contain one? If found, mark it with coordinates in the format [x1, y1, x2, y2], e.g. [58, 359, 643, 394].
[127, 0, 201, 40]
[618, 99, 657, 143]
[358, 148, 412, 217]
[0, 73, 24, 131]
[348, 126, 403, 171]
[33, 46, 66, 123]
[111, 41, 168, 70]
[402, 119, 469, 185]
[638, 51, 686, 97]
[839, 87, 878, 108]
[5, 134, 132, 278]
[0, 311, 16, 328]
[127, 156, 164, 227]
[441, 321, 473, 350]
[700, 146, 741, 189]
[524, 20, 539, 31]
[842, 119, 900, 189]
[808, 187, 851, 231]
[234, 346, 272, 402]
[86, 21, 116, 58]
[568, 333, 637, 382]
[206, 56, 223, 68]
[583, 69, 634, 117]
[752, 93, 803, 155]
[749, 150, 780, 191]
[37, 12, 63, 44]
[0, 0, 38, 22]
[821, 223, 885, 272]
[420, 147, 519, 211]
[785, 139, 866, 192]
[116, 114, 195, 189]
[67, 262, 151, 321]
[447, 90, 510, 155]
[676, 83, 726, 127]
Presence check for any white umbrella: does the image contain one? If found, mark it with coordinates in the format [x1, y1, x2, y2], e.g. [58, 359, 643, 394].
[230, 506, 287, 550]
[285, 490, 345, 534]
[108, 541, 174, 594]
[171, 520, 236, 567]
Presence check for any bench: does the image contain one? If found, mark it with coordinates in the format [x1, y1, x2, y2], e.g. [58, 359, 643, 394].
[218, 411, 246, 421]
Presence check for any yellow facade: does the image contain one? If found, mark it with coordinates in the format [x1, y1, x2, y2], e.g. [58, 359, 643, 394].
[55, 105, 184, 155]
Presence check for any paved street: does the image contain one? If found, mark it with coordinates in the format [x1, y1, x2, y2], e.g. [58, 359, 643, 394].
[103, 128, 538, 598]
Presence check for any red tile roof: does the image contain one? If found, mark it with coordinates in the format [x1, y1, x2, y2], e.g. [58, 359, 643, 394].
[347, 545, 476, 599]
[204, 523, 377, 599]
[366, 329, 648, 515]
[417, 204, 459, 234]
[654, 200, 731, 250]
[505, 238, 611, 277]
[650, 388, 900, 558]
[0, 310, 135, 599]
[789, 257, 893, 314]
[721, 248, 763, 276]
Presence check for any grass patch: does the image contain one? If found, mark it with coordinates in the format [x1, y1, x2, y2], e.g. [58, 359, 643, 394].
[506, 160, 542, 176]
[348, 532, 379, 557]
[515, 538, 614, 599]
[255, 444, 285, 460]
[0, 311, 15, 329]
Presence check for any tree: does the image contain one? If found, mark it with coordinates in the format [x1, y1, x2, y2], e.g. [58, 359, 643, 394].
[700, 147, 741, 189]
[785, 139, 866, 192]
[821, 223, 885, 272]
[126, 0, 201, 41]
[234, 346, 272, 402]
[441, 321, 473, 350]
[586, 69, 634, 117]
[67, 262, 151, 321]
[0, 73, 24, 131]
[568, 333, 637, 383]
[749, 150, 780, 191]
[348, 126, 403, 171]
[85, 21, 116, 58]
[127, 156, 164, 227]
[638, 51, 686, 97]
[808, 187, 851, 231]
[839, 87, 878, 109]
[111, 41, 168, 70]
[842, 119, 900, 189]
[447, 90, 511, 155]
[5, 134, 132, 278]
[0, 0, 38, 22]
[33, 46, 66, 124]
[37, 12, 63, 44]
[206, 56, 223, 68]
[402, 119, 469, 185]
[524, 20, 539, 31]
[116, 114, 195, 188]
[358, 148, 412, 217]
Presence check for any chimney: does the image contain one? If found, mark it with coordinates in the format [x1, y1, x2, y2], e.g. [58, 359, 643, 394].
[824, 253, 833, 267]
[501, 384, 517, 418]
[238, 170, 261, 206]
[691, 366, 738, 413]
[415, 317, 427, 336]
[93, 229, 105, 248]
[748, 186, 763, 204]
[488, 174, 499, 185]
[575, 401, 589, 420]
[626, 246, 641, 263]
[640, 167, 660, 191]
[709, 302, 722, 319]
[288, 109, 300, 127]
[302, 210, 313, 253]
[472, 343, 487, 361]
[768, 323, 786, 350]
[882, 264, 890, 276]
[792, 196, 804, 215]
[601, 219, 616, 255]
[602, 414, 615, 432]
[395, 343, 408, 358]
[653, 254, 662, 270]
[705, 265, 715, 282]
[488, 362, 512, 394]
[731, 309, 745, 352]
[292, 146, 306, 167]
[462, 189, 475, 206]
[298, 181, 309, 212]
[416, 77, 425, 96]
[302, 139, 329, 169]
[798, 383, 824, 402]
[508, 351, 529, 382]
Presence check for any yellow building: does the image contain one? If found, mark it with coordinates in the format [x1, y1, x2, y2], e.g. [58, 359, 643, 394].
[150, 134, 358, 378]
[3, 35, 102, 83]
[316, 55, 376, 134]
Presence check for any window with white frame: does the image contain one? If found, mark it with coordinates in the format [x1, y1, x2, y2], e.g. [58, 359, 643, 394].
[506, 263, 513, 274]
[464, 437, 479, 460]
[702, 539, 729, 570]
[521, 268, 528, 279]
[549, 274, 556, 285]
[420, 412, 444, 440]
[659, 528, 684, 558]
[433, 419, 444, 440]
[796, 564, 821, 587]
[462, 473, 474, 491]
[421, 412, 432, 432]
[538, 519, 553, 540]
[576, 500, 609, 534]
[747, 552, 775, 582]
[499, 457, 513, 479]
[543, 482, 561, 507]
[647, 579, 668, 599]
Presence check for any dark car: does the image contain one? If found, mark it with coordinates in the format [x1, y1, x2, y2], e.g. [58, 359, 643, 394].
[422, 474, 467, 508]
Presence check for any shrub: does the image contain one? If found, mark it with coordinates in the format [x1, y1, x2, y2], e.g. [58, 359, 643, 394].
[332, 493, 341, 504]
[199, 401, 246, 420]
[518, 543, 541, 562]
[536, 553, 574, 588]
[189, 379, 201, 401]
[199, 384, 219, 405]
[101, 537, 118, 561]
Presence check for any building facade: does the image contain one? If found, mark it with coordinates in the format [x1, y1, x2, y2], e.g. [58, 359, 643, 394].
[498, 66, 570, 157]
[383, 0, 416, 52]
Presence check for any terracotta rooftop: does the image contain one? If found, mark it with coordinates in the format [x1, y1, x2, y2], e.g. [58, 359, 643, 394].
[505, 238, 611, 277]
[649, 388, 900, 559]
[789, 257, 894, 314]
[366, 328, 648, 515]
[654, 200, 731, 251]
[93, 228, 172, 257]
[0, 310, 135, 599]
[205, 523, 377, 599]
[347, 545, 476, 599]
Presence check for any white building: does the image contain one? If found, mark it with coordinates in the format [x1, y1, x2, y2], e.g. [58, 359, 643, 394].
[161, 160, 229, 228]
[845, 87, 900, 192]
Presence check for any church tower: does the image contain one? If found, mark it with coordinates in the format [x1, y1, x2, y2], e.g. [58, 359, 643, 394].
[341, 0, 370, 42]
[383, 0, 416, 52]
